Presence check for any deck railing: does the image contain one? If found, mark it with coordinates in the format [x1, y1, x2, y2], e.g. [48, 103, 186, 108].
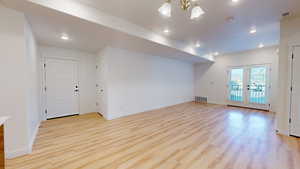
[230, 84, 266, 104]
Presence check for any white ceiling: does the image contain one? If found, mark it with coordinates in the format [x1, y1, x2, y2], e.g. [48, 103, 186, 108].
[3, 0, 213, 62]
[77, 0, 300, 54]
[25, 10, 210, 62]
[3, 0, 300, 60]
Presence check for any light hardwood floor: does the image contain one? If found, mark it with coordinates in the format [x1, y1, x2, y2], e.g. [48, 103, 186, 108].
[7, 103, 300, 169]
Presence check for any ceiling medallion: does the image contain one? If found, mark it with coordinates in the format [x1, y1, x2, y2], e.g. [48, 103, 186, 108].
[158, 0, 205, 20]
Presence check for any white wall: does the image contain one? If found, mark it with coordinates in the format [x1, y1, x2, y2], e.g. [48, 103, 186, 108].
[195, 46, 279, 112]
[0, 5, 42, 158]
[24, 19, 43, 150]
[0, 4, 29, 158]
[277, 16, 300, 135]
[97, 47, 195, 120]
[40, 46, 97, 115]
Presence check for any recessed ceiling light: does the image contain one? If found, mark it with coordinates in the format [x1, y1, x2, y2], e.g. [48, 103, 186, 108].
[250, 28, 257, 34]
[226, 16, 235, 23]
[232, 0, 239, 2]
[195, 42, 201, 48]
[214, 52, 219, 56]
[61, 34, 69, 40]
[164, 29, 170, 34]
[258, 43, 264, 48]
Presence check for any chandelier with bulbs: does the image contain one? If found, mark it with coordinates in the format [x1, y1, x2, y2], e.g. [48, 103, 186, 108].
[158, 0, 205, 20]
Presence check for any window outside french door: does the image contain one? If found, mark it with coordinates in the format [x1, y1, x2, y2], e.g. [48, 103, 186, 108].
[228, 65, 270, 110]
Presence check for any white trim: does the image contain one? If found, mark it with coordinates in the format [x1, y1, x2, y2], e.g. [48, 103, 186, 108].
[105, 99, 194, 120]
[6, 146, 31, 159]
[28, 122, 40, 152]
[44, 56, 80, 62]
[277, 129, 290, 136]
[6, 121, 41, 159]
[288, 46, 294, 136]
[227, 63, 272, 69]
[288, 45, 300, 136]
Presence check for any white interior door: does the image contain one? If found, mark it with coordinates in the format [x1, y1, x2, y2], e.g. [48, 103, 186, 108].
[95, 58, 105, 116]
[228, 65, 270, 110]
[45, 59, 79, 119]
[291, 46, 300, 137]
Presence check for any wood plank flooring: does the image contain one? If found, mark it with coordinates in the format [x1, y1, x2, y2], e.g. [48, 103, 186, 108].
[6, 103, 300, 169]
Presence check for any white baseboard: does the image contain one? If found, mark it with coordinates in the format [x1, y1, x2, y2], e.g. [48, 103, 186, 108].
[106, 99, 194, 120]
[277, 129, 289, 136]
[6, 122, 41, 159]
[96, 112, 109, 120]
[29, 122, 41, 152]
[6, 146, 31, 159]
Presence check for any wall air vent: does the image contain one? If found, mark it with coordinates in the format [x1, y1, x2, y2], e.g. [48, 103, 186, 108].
[282, 12, 290, 17]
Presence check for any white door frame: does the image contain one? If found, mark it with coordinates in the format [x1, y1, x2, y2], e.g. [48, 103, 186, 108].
[227, 64, 271, 110]
[289, 45, 300, 136]
[43, 57, 80, 119]
[227, 66, 246, 107]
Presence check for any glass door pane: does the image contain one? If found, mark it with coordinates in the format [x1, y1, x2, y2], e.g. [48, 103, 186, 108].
[229, 68, 244, 102]
[248, 66, 267, 104]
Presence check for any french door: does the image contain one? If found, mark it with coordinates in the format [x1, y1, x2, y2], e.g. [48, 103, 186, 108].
[227, 65, 270, 110]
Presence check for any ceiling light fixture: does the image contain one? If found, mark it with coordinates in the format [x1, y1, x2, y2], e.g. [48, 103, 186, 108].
[191, 5, 205, 20]
[158, 0, 171, 17]
[258, 43, 264, 48]
[195, 42, 201, 48]
[250, 27, 257, 34]
[61, 34, 69, 40]
[159, 0, 205, 20]
[214, 52, 219, 56]
[232, 0, 239, 3]
[164, 29, 170, 33]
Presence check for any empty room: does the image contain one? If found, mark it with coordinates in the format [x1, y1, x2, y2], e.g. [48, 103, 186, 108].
[0, 0, 300, 169]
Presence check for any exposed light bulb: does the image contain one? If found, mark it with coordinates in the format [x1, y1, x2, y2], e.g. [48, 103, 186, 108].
[258, 43, 264, 48]
[190, 6, 205, 20]
[158, 2, 171, 18]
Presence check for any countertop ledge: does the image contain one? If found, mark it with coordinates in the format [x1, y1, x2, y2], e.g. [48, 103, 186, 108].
[0, 116, 9, 126]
